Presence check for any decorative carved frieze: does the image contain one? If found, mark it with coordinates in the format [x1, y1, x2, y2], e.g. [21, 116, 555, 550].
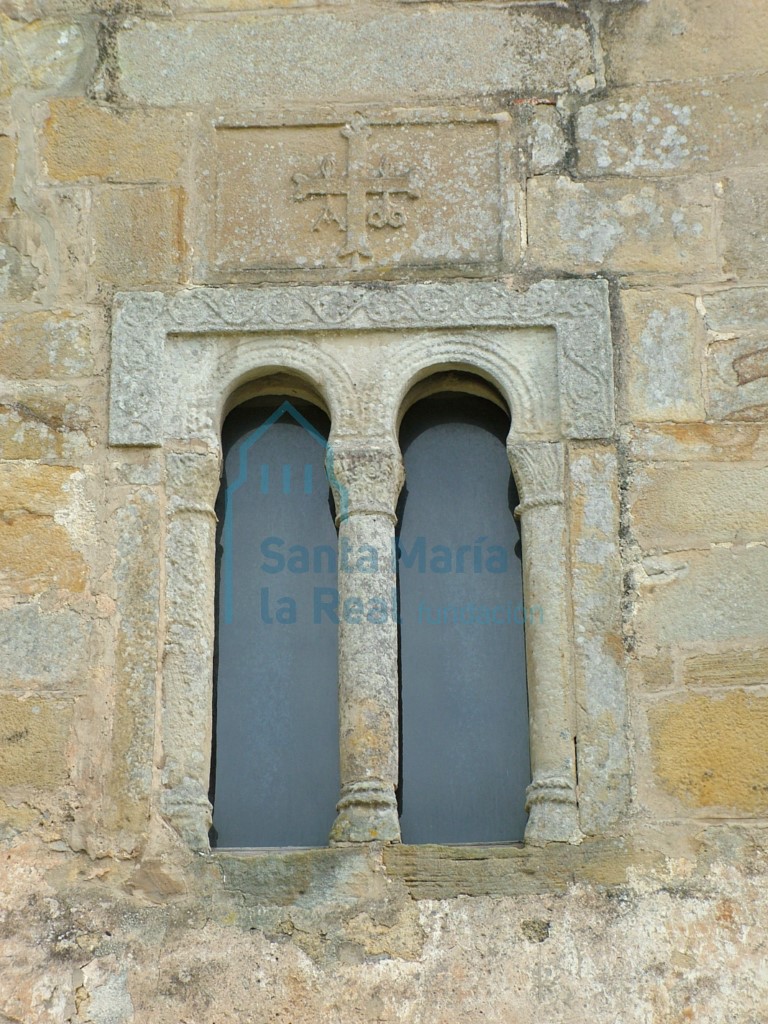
[109, 280, 614, 447]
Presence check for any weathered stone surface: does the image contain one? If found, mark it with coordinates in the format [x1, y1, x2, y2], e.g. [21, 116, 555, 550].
[527, 175, 717, 275]
[117, 9, 594, 106]
[635, 545, 768, 646]
[721, 170, 768, 282]
[625, 421, 768, 463]
[702, 286, 768, 332]
[2, 2, 768, 1021]
[0, 462, 76, 513]
[43, 99, 189, 183]
[90, 186, 182, 289]
[0, 696, 71, 787]
[0, 392, 96, 462]
[206, 118, 510, 274]
[0, 310, 93, 378]
[620, 289, 704, 421]
[0, 16, 86, 95]
[601, 0, 768, 85]
[568, 447, 628, 834]
[706, 333, 768, 421]
[109, 485, 161, 840]
[0, 514, 86, 594]
[0, 134, 14, 211]
[0, 603, 90, 688]
[684, 648, 768, 689]
[648, 690, 768, 812]
[576, 76, 768, 176]
[629, 464, 768, 550]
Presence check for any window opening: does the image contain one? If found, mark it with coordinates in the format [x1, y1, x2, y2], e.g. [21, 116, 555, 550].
[211, 397, 339, 847]
[396, 392, 530, 844]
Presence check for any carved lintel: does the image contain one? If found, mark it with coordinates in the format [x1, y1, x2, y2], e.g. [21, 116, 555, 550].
[524, 776, 581, 845]
[329, 780, 400, 844]
[326, 440, 404, 524]
[506, 441, 565, 516]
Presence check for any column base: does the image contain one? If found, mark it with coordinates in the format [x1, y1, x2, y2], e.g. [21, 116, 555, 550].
[329, 780, 401, 844]
[160, 779, 213, 852]
[524, 776, 582, 845]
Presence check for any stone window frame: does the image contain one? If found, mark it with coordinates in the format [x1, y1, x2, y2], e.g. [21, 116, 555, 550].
[109, 279, 627, 851]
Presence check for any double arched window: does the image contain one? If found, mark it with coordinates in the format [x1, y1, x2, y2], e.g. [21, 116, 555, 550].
[211, 380, 531, 848]
[108, 280, 619, 853]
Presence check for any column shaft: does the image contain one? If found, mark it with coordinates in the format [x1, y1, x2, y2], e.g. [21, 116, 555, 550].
[327, 441, 403, 843]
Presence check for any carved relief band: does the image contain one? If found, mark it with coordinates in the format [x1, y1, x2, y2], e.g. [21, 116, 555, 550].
[108, 279, 625, 850]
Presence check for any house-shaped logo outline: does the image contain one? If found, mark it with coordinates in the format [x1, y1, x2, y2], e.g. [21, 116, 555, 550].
[221, 400, 347, 625]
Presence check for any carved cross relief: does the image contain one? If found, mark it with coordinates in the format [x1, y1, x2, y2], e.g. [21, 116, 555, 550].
[291, 114, 421, 269]
[208, 115, 506, 276]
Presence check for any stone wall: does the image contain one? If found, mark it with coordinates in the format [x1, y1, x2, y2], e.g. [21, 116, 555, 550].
[1, 0, 767, 1021]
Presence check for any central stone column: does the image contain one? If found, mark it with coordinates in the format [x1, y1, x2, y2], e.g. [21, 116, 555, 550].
[326, 439, 404, 843]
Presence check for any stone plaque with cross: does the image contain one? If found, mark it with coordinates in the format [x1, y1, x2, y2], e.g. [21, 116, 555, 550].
[201, 114, 513, 278]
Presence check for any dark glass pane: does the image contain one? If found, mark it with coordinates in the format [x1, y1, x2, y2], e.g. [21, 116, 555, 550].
[212, 398, 339, 847]
[397, 393, 530, 844]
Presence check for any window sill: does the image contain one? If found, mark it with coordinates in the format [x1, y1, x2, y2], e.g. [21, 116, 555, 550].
[203, 837, 646, 903]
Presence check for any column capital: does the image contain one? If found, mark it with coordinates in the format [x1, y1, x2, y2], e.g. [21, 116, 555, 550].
[506, 440, 565, 516]
[326, 438, 404, 524]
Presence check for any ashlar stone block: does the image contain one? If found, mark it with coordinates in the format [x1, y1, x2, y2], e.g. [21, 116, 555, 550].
[0, 515, 86, 595]
[0, 311, 93, 379]
[625, 422, 768, 464]
[602, 0, 768, 86]
[702, 286, 768, 332]
[684, 648, 768, 689]
[576, 76, 768, 177]
[635, 545, 768, 647]
[0, 390, 96, 463]
[0, 463, 77, 515]
[720, 170, 768, 283]
[0, 604, 90, 689]
[620, 289, 704, 422]
[90, 185, 182, 290]
[0, 696, 72, 788]
[648, 690, 768, 813]
[702, 286, 768, 422]
[706, 334, 768, 422]
[43, 99, 189, 184]
[629, 463, 768, 551]
[527, 175, 717, 276]
[117, 8, 594, 107]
